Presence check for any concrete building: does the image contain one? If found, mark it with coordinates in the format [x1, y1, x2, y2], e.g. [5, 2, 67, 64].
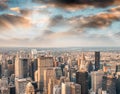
[61, 82, 81, 94]
[15, 78, 31, 94]
[25, 82, 35, 94]
[76, 70, 88, 94]
[38, 56, 53, 90]
[15, 53, 31, 78]
[95, 52, 100, 71]
[91, 70, 104, 93]
[102, 75, 116, 94]
[53, 85, 61, 94]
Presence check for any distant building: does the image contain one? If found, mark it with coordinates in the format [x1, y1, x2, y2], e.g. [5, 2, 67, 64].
[116, 64, 120, 72]
[95, 52, 100, 71]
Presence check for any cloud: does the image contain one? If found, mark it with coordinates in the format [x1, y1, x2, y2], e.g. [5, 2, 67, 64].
[0, 2, 8, 10]
[0, 14, 31, 30]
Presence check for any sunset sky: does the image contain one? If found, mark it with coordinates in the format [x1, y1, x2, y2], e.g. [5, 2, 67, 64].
[0, 0, 120, 47]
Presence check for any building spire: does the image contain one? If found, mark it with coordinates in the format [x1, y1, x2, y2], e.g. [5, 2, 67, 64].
[79, 53, 86, 71]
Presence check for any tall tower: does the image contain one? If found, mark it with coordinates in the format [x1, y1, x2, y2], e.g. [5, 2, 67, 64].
[38, 56, 54, 90]
[79, 53, 86, 71]
[76, 70, 88, 94]
[15, 52, 31, 78]
[91, 70, 104, 93]
[95, 52, 100, 71]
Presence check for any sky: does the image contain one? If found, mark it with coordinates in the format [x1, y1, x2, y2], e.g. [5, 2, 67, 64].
[0, 0, 120, 47]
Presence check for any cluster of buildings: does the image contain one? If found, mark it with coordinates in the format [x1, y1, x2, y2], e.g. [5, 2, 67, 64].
[0, 49, 120, 94]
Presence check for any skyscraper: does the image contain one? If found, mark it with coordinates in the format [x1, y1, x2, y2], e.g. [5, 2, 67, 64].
[76, 70, 88, 94]
[91, 70, 104, 93]
[116, 64, 120, 72]
[61, 82, 81, 94]
[38, 56, 54, 90]
[48, 78, 54, 94]
[15, 53, 31, 78]
[102, 75, 116, 94]
[79, 53, 86, 71]
[53, 85, 61, 94]
[95, 52, 100, 71]
[0, 64, 2, 79]
[44, 67, 55, 94]
[15, 78, 31, 94]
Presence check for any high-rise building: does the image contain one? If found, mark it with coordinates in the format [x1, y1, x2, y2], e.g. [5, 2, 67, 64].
[0, 77, 9, 93]
[8, 84, 15, 94]
[15, 78, 31, 94]
[38, 56, 53, 90]
[116, 64, 120, 72]
[44, 67, 62, 93]
[0, 64, 2, 78]
[79, 53, 86, 71]
[87, 61, 93, 73]
[71, 83, 81, 94]
[25, 82, 35, 94]
[44, 67, 55, 94]
[116, 74, 120, 94]
[15, 53, 31, 78]
[48, 78, 54, 94]
[53, 85, 61, 94]
[95, 52, 100, 71]
[7, 59, 14, 76]
[76, 70, 88, 94]
[102, 75, 116, 94]
[61, 82, 81, 94]
[29, 59, 38, 81]
[91, 70, 104, 93]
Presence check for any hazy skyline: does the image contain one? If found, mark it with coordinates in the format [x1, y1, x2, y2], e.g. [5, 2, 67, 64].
[0, 0, 120, 47]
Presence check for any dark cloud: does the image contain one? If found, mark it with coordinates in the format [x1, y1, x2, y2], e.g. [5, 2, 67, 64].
[49, 15, 64, 26]
[39, 0, 114, 4]
[0, 14, 31, 30]
[82, 13, 120, 28]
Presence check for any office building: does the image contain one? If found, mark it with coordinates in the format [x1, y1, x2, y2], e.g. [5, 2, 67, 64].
[25, 82, 35, 94]
[15, 78, 31, 94]
[102, 75, 116, 94]
[61, 82, 81, 94]
[76, 70, 88, 94]
[53, 85, 61, 94]
[95, 52, 100, 71]
[38, 56, 53, 90]
[91, 70, 104, 93]
[15, 53, 31, 78]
